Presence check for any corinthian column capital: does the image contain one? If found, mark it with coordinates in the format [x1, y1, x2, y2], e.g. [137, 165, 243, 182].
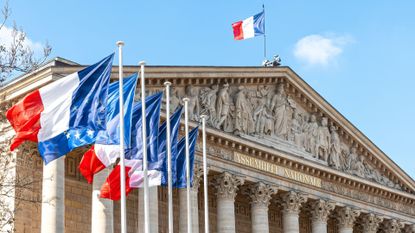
[336, 206, 360, 229]
[191, 163, 204, 191]
[381, 219, 404, 233]
[403, 224, 415, 233]
[243, 182, 277, 208]
[361, 213, 383, 233]
[211, 172, 244, 200]
[310, 199, 336, 223]
[280, 191, 308, 214]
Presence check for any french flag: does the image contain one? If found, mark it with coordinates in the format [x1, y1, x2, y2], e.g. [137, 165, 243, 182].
[100, 92, 163, 200]
[6, 54, 113, 164]
[232, 10, 265, 40]
[100, 106, 183, 200]
[78, 74, 138, 183]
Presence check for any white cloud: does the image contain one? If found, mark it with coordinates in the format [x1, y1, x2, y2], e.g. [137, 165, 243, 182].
[0, 25, 43, 54]
[293, 34, 353, 66]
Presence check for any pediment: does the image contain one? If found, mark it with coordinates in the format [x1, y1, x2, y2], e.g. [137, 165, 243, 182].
[136, 66, 415, 195]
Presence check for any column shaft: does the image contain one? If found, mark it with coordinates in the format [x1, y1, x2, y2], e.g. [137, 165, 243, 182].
[339, 228, 353, 233]
[283, 211, 299, 233]
[217, 197, 235, 233]
[179, 189, 199, 233]
[138, 186, 158, 233]
[312, 221, 327, 233]
[41, 157, 65, 233]
[251, 205, 269, 233]
[91, 168, 113, 233]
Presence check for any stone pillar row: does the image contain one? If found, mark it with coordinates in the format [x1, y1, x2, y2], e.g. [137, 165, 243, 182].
[39, 164, 414, 233]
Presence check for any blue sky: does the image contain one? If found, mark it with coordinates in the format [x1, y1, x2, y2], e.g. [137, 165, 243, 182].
[4, 1, 415, 178]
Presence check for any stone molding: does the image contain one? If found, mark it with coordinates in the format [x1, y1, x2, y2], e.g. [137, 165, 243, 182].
[336, 206, 360, 229]
[309, 199, 335, 223]
[242, 182, 277, 208]
[211, 172, 244, 200]
[361, 213, 383, 233]
[280, 191, 307, 214]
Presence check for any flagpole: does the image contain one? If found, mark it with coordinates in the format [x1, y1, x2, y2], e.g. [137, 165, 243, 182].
[263, 4, 267, 60]
[139, 61, 150, 233]
[164, 81, 174, 233]
[116, 41, 127, 233]
[200, 115, 209, 233]
[182, 98, 192, 233]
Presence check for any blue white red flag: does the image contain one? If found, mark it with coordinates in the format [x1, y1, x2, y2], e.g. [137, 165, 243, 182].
[232, 10, 265, 40]
[6, 54, 114, 164]
[78, 74, 138, 183]
[100, 92, 163, 200]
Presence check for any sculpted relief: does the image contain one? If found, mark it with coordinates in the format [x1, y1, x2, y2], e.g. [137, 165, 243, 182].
[170, 82, 403, 191]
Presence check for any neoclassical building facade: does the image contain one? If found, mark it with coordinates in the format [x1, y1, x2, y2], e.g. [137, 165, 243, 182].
[0, 58, 414, 233]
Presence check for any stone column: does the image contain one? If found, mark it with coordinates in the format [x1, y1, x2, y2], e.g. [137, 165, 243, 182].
[381, 219, 404, 233]
[361, 213, 383, 233]
[211, 172, 245, 233]
[91, 168, 113, 233]
[309, 200, 335, 233]
[138, 186, 158, 233]
[179, 164, 203, 233]
[404, 224, 415, 233]
[41, 156, 65, 233]
[336, 207, 360, 233]
[243, 182, 277, 233]
[280, 191, 307, 233]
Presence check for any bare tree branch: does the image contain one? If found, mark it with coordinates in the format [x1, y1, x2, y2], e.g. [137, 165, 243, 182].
[0, 1, 52, 86]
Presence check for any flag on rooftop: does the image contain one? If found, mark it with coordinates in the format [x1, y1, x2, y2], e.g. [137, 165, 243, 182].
[232, 10, 265, 40]
[6, 54, 114, 164]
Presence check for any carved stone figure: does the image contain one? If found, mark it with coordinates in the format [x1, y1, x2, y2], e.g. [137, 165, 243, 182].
[199, 84, 218, 125]
[270, 84, 290, 139]
[328, 126, 341, 169]
[291, 110, 304, 148]
[345, 146, 358, 172]
[317, 117, 330, 162]
[185, 85, 199, 120]
[215, 83, 232, 132]
[170, 88, 181, 112]
[301, 114, 310, 149]
[234, 86, 254, 135]
[350, 155, 366, 178]
[306, 115, 319, 156]
[253, 98, 273, 137]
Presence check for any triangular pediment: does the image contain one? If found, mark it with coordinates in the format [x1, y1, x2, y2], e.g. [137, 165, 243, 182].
[136, 66, 415, 195]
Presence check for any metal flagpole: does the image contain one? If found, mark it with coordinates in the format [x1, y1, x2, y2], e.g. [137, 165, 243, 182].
[164, 81, 174, 233]
[139, 61, 150, 233]
[116, 41, 127, 233]
[263, 4, 267, 60]
[182, 98, 192, 233]
[200, 115, 209, 233]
